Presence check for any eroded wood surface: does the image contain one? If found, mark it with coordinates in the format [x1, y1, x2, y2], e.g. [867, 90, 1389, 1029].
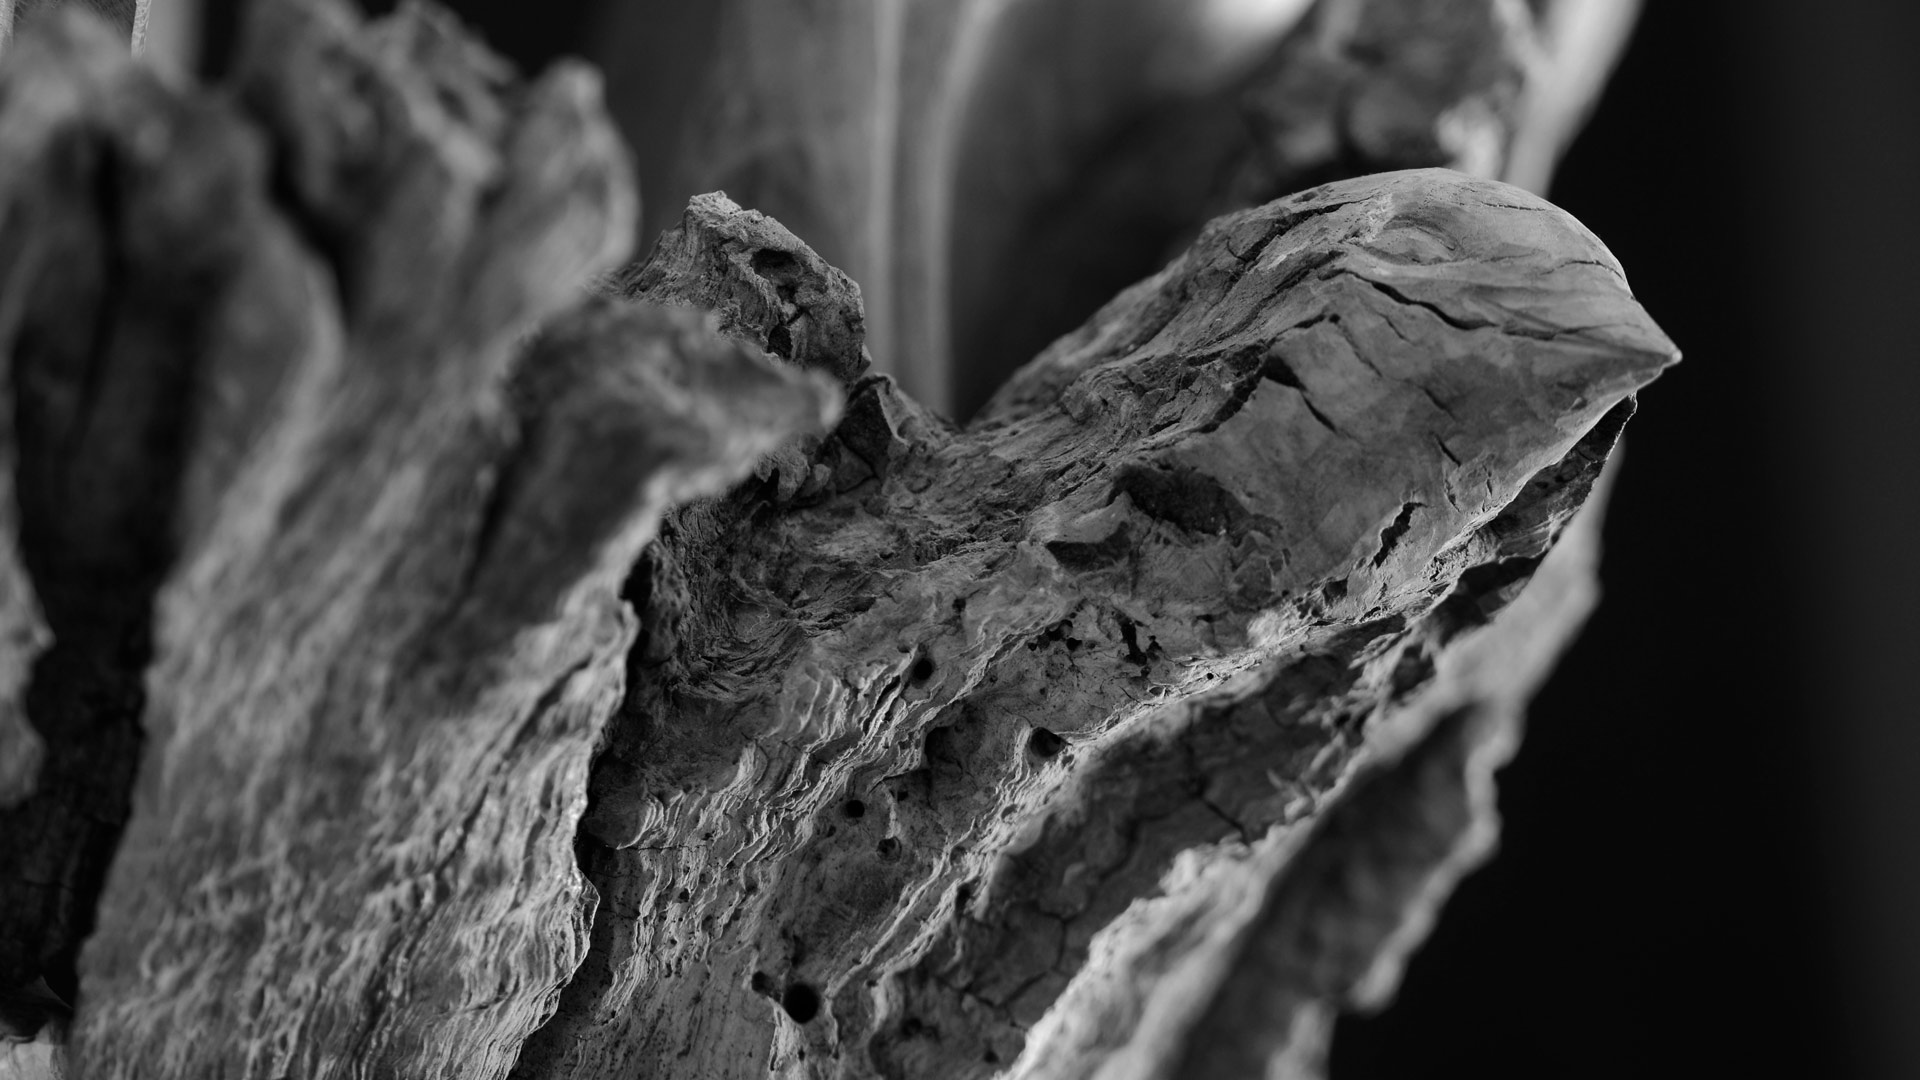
[510, 167, 1671, 1079]
[0, 2, 1673, 1078]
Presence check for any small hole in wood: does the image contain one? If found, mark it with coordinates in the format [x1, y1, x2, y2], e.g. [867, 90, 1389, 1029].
[909, 654, 936, 683]
[781, 982, 821, 1023]
[765, 322, 794, 360]
[1028, 727, 1066, 758]
[843, 798, 866, 819]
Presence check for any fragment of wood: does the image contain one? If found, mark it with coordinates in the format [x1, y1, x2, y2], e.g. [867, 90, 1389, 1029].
[605, 192, 873, 388]
[1027, 457, 1621, 1080]
[510, 171, 1673, 1079]
[0, 2, 835, 1076]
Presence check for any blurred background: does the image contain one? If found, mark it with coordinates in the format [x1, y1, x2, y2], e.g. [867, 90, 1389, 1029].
[164, 0, 1920, 1075]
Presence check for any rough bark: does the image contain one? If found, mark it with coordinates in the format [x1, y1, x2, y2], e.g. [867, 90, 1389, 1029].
[510, 170, 1669, 1080]
[0, 1, 1674, 1078]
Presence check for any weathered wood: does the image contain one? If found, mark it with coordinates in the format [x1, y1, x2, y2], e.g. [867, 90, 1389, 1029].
[0, 4, 836, 1077]
[511, 172, 1672, 1077]
[0, 2, 1674, 1078]
[0, 7, 213, 1038]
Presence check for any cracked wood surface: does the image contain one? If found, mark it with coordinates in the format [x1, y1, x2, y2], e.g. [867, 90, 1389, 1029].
[507, 169, 1670, 1080]
[0, 2, 1673, 1078]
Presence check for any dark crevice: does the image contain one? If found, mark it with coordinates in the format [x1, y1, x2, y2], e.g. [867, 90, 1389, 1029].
[1425, 402, 1633, 637]
[1371, 503, 1422, 569]
[1363, 274, 1621, 345]
[765, 322, 795, 361]
[1226, 202, 1353, 266]
[1361, 277, 1495, 335]
[1171, 705, 1483, 1080]
[1116, 614, 1152, 670]
[1301, 396, 1344, 437]
[1261, 352, 1307, 391]
[1261, 353, 1346, 435]
[248, 128, 358, 317]
[1416, 383, 1458, 420]
[1195, 784, 1253, 845]
[781, 981, 822, 1023]
[0, 136, 202, 1008]
[453, 430, 527, 607]
[1046, 527, 1133, 572]
[1112, 463, 1260, 539]
[1190, 345, 1268, 433]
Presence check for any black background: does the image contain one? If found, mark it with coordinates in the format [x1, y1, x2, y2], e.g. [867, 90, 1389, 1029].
[208, 1, 1917, 1075]
[1331, 5, 1919, 1077]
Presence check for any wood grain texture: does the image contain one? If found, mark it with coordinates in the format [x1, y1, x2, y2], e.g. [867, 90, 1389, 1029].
[0, 3, 1673, 1078]
[511, 173, 1673, 1078]
[0, 3, 836, 1076]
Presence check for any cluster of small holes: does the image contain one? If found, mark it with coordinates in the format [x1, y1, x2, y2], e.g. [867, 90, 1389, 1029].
[1024, 618, 1082, 652]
